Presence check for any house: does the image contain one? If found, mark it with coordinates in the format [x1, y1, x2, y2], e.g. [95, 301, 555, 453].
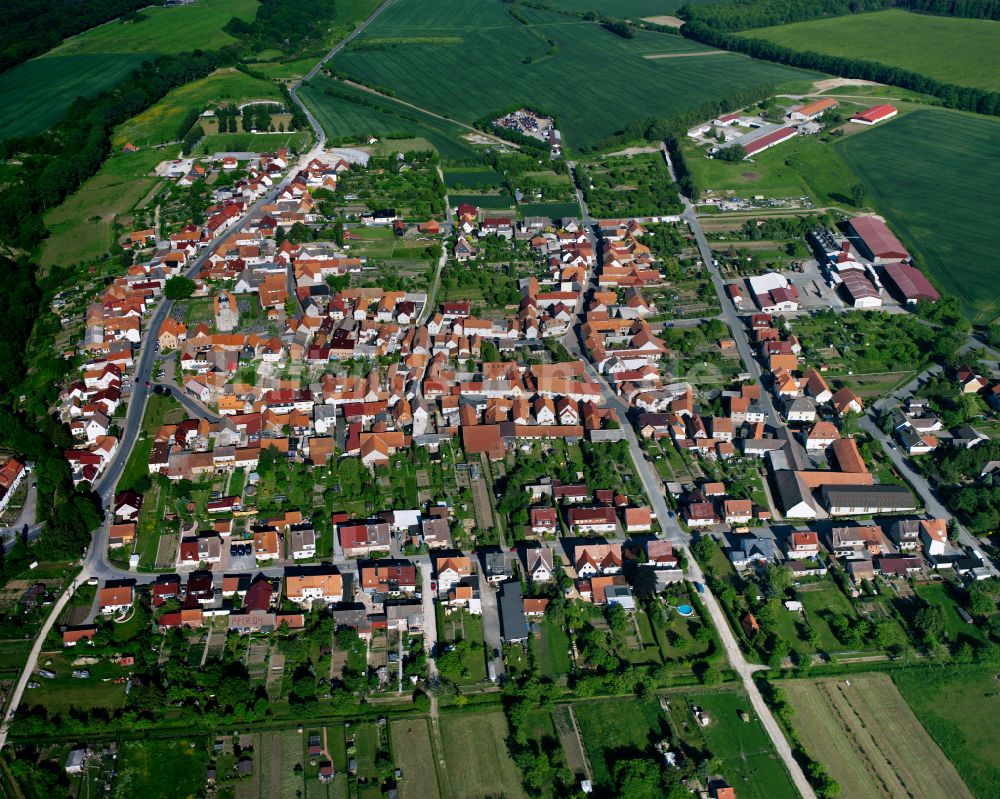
[530, 506, 558, 536]
[360, 560, 417, 594]
[829, 525, 884, 558]
[567, 506, 617, 534]
[919, 518, 949, 557]
[253, 530, 280, 561]
[624, 506, 653, 532]
[435, 555, 472, 596]
[290, 527, 317, 560]
[723, 499, 753, 525]
[62, 625, 98, 647]
[498, 580, 529, 643]
[889, 519, 921, 551]
[98, 581, 134, 615]
[728, 532, 780, 569]
[338, 520, 391, 557]
[481, 550, 512, 583]
[574, 543, 622, 577]
[522, 547, 555, 582]
[790, 97, 837, 121]
[831, 387, 863, 416]
[284, 565, 343, 606]
[786, 531, 820, 558]
[646, 540, 678, 568]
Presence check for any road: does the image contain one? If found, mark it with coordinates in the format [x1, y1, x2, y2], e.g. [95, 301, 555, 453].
[477, 576, 505, 682]
[419, 561, 439, 679]
[564, 160, 816, 799]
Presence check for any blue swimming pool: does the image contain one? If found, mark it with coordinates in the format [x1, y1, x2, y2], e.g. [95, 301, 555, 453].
[677, 604, 694, 617]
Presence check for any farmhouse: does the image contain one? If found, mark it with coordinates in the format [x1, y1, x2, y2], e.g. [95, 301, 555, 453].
[789, 97, 837, 121]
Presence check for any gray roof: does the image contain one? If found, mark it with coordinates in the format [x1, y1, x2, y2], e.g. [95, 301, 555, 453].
[820, 483, 916, 512]
[497, 580, 529, 642]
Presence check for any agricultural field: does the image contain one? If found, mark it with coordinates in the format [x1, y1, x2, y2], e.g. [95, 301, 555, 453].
[743, 10, 1000, 93]
[324, 0, 812, 150]
[111, 738, 208, 799]
[195, 131, 311, 155]
[299, 77, 482, 159]
[40, 148, 165, 270]
[438, 710, 527, 798]
[836, 109, 1000, 323]
[111, 68, 285, 149]
[0, 0, 259, 139]
[893, 666, 1000, 799]
[783, 673, 975, 799]
[390, 719, 441, 799]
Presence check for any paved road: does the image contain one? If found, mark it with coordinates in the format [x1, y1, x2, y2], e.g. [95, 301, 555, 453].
[563, 160, 816, 799]
[419, 561, 439, 679]
[477, 576, 505, 682]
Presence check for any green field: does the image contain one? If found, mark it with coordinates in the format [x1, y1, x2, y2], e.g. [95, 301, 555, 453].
[444, 168, 505, 189]
[196, 131, 311, 155]
[299, 77, 481, 159]
[323, 0, 811, 150]
[111, 738, 208, 799]
[439, 711, 527, 798]
[112, 67, 284, 149]
[390, 719, 441, 799]
[684, 132, 860, 205]
[41, 148, 165, 269]
[893, 666, 1000, 799]
[744, 10, 1000, 93]
[574, 697, 668, 790]
[0, 0, 259, 139]
[836, 109, 1000, 322]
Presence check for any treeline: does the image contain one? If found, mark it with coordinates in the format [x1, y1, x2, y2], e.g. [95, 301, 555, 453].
[681, 21, 1000, 116]
[678, 0, 1000, 29]
[0, 0, 156, 74]
[225, 0, 338, 55]
[0, 257, 102, 577]
[0, 49, 229, 248]
[583, 83, 774, 153]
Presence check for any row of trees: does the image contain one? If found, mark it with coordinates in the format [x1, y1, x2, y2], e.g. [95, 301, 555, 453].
[680, 22, 1000, 118]
[679, 0, 1000, 30]
[0, 48, 230, 248]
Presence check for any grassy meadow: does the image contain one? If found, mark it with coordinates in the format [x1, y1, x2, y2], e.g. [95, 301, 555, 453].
[323, 0, 811, 150]
[836, 109, 1000, 322]
[41, 148, 164, 270]
[743, 10, 1000, 93]
[111, 68, 284, 149]
[784, 674, 974, 799]
[0, 0, 259, 139]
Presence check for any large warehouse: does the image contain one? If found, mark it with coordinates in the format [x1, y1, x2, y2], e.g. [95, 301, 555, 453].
[881, 262, 941, 305]
[820, 484, 917, 515]
[847, 216, 911, 263]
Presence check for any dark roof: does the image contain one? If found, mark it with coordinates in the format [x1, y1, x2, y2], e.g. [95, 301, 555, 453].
[497, 580, 529, 642]
[819, 483, 916, 511]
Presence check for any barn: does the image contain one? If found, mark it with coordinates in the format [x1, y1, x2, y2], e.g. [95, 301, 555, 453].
[847, 216, 910, 263]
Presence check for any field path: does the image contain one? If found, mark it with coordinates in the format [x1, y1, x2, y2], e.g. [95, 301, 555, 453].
[643, 50, 728, 59]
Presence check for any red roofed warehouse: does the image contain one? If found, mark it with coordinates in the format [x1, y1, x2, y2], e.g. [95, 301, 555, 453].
[847, 216, 910, 263]
[851, 104, 897, 125]
[881, 262, 940, 305]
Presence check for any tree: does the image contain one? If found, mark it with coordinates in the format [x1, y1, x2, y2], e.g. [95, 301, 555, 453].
[851, 182, 866, 207]
[164, 275, 196, 300]
[715, 144, 747, 162]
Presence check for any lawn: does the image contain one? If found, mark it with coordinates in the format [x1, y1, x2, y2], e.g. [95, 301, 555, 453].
[117, 392, 183, 493]
[836, 108, 1000, 322]
[684, 132, 860, 205]
[785, 673, 976, 799]
[111, 67, 285, 149]
[573, 697, 667, 790]
[743, 10, 1000, 93]
[439, 711, 527, 799]
[913, 582, 986, 646]
[40, 148, 164, 270]
[798, 579, 860, 653]
[390, 719, 441, 799]
[534, 616, 572, 679]
[323, 0, 811, 150]
[520, 201, 580, 220]
[0, 0, 259, 139]
[893, 666, 1000, 799]
[21, 652, 130, 714]
[196, 131, 311, 155]
[670, 689, 798, 799]
[299, 77, 481, 159]
[111, 738, 208, 799]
